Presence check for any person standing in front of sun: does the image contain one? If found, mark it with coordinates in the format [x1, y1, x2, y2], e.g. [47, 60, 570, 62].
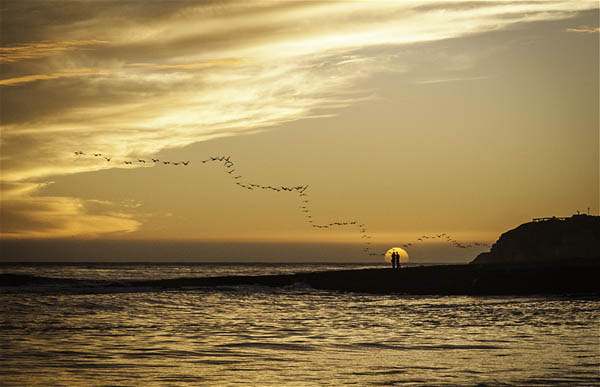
[391, 250, 397, 269]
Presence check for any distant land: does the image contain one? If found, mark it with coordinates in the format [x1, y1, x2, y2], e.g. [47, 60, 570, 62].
[471, 214, 599, 265]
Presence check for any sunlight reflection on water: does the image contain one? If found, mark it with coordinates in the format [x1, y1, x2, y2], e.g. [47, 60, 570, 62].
[1, 285, 599, 386]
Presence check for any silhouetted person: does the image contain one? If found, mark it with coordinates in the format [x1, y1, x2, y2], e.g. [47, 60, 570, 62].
[391, 251, 397, 269]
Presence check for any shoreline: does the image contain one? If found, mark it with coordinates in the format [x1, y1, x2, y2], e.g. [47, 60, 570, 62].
[2, 260, 599, 296]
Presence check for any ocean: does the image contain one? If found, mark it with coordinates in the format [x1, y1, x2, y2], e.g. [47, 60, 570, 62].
[1, 263, 598, 386]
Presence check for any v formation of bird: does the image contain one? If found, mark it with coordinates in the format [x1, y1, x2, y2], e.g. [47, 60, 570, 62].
[75, 151, 489, 256]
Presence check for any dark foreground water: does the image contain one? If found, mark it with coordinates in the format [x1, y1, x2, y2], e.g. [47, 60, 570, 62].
[1, 263, 598, 386]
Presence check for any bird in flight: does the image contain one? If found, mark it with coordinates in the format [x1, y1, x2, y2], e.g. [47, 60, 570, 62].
[72, 149, 377, 256]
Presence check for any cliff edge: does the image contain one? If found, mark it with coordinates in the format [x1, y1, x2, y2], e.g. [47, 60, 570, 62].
[471, 214, 600, 264]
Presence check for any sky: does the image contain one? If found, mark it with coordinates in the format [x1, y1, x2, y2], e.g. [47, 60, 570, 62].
[1, 1, 598, 262]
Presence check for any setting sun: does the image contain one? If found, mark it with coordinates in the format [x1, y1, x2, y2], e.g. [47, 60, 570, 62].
[384, 247, 409, 263]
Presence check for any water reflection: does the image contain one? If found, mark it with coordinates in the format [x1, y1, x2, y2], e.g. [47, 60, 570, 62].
[1, 289, 598, 386]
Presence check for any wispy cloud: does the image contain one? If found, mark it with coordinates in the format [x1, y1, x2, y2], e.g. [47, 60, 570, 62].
[126, 58, 245, 70]
[0, 182, 141, 238]
[0, 67, 107, 85]
[0, 40, 108, 62]
[566, 26, 600, 33]
[1, 0, 597, 237]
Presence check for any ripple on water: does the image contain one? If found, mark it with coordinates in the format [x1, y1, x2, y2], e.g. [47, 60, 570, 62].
[0, 286, 598, 386]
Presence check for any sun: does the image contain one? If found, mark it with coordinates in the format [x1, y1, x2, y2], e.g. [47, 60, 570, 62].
[384, 247, 409, 263]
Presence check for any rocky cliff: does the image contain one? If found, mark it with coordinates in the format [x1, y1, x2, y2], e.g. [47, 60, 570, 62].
[471, 215, 600, 264]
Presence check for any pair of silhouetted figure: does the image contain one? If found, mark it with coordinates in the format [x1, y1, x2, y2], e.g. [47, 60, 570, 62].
[390, 251, 401, 269]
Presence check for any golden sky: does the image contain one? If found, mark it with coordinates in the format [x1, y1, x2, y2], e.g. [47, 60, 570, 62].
[1, 1, 598, 261]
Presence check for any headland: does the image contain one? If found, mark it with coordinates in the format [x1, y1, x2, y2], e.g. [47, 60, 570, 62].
[3, 215, 598, 295]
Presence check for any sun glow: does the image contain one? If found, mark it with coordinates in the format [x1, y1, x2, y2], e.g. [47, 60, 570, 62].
[384, 247, 409, 263]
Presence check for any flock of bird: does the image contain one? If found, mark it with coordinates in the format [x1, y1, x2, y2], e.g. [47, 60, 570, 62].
[75, 151, 490, 257]
[402, 233, 490, 249]
[75, 152, 190, 166]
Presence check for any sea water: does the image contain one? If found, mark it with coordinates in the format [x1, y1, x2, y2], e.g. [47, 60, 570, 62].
[1, 263, 598, 386]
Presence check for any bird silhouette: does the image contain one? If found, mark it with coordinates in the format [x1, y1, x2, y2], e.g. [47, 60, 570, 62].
[76, 149, 378, 256]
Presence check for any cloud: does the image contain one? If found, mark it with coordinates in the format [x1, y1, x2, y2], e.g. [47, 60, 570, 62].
[1, 0, 597, 238]
[126, 58, 244, 70]
[566, 27, 600, 33]
[0, 40, 108, 62]
[0, 67, 107, 85]
[0, 182, 141, 238]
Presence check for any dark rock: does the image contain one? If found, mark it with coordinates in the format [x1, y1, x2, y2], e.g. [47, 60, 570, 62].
[471, 214, 600, 264]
